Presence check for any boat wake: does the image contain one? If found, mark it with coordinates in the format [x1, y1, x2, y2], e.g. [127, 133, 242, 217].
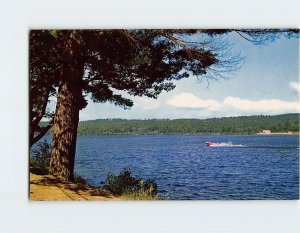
[205, 141, 244, 147]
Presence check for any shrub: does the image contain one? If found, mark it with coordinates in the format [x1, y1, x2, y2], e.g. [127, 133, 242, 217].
[30, 139, 51, 174]
[103, 168, 158, 200]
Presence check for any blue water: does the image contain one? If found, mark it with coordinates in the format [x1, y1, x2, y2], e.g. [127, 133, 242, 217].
[46, 135, 299, 200]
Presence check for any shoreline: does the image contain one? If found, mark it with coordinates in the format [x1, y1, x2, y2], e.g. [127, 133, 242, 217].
[76, 132, 300, 136]
[256, 132, 299, 135]
[44, 132, 300, 137]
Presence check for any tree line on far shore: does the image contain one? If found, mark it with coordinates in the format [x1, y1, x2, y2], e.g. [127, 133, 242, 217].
[44, 113, 299, 136]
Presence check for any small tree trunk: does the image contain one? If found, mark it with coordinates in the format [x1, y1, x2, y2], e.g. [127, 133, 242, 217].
[49, 31, 86, 181]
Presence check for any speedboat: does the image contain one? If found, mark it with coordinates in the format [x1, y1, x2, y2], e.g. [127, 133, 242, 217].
[205, 141, 213, 146]
[205, 141, 222, 147]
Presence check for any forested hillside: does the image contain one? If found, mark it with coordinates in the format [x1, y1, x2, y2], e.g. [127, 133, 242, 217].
[73, 114, 299, 135]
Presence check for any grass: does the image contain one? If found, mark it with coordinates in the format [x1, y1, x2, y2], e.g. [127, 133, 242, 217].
[120, 182, 159, 200]
[121, 189, 159, 200]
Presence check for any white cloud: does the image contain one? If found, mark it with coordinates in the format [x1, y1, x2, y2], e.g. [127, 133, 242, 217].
[166, 92, 300, 114]
[166, 92, 221, 111]
[224, 96, 300, 112]
[289, 82, 300, 92]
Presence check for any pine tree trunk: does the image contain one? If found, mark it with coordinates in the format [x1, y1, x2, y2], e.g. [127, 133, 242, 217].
[49, 82, 80, 181]
[49, 31, 86, 181]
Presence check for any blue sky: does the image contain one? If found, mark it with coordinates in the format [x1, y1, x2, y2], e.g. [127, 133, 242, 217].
[77, 33, 299, 120]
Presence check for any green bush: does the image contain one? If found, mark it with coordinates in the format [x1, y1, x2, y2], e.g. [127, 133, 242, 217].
[103, 168, 158, 199]
[30, 139, 51, 174]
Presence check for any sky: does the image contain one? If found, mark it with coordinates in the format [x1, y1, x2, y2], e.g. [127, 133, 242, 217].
[72, 33, 299, 121]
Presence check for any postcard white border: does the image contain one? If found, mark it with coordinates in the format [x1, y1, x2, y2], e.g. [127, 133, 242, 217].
[0, 0, 299, 232]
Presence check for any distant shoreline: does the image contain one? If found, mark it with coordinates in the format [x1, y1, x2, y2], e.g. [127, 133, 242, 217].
[257, 132, 300, 135]
[44, 132, 300, 137]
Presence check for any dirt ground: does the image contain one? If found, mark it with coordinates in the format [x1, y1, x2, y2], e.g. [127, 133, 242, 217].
[29, 173, 119, 201]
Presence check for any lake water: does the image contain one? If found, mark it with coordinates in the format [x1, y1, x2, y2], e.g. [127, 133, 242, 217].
[46, 135, 299, 200]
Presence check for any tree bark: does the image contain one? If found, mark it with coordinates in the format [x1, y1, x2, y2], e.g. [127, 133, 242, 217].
[49, 31, 86, 181]
[49, 81, 79, 181]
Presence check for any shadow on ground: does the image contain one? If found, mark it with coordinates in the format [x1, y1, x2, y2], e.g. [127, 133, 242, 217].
[29, 173, 118, 201]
